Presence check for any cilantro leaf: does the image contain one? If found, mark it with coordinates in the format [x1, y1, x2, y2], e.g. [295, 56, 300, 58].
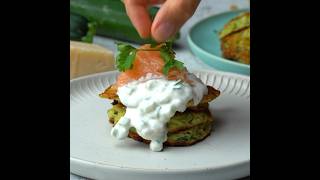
[150, 42, 158, 48]
[116, 43, 137, 71]
[173, 60, 184, 70]
[162, 59, 184, 75]
[160, 48, 173, 63]
[165, 41, 173, 49]
[161, 42, 175, 56]
[162, 61, 174, 75]
[159, 43, 184, 75]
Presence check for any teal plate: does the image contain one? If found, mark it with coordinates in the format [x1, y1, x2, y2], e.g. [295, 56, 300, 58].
[187, 9, 250, 75]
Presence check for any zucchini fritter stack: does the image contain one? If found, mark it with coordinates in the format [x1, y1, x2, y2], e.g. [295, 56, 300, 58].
[100, 85, 220, 146]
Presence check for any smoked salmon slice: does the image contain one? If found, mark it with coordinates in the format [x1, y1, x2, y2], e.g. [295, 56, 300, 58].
[116, 44, 188, 87]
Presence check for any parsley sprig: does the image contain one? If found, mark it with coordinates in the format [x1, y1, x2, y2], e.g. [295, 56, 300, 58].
[115, 42, 184, 75]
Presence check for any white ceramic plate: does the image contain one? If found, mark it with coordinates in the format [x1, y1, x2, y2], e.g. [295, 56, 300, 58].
[70, 70, 250, 180]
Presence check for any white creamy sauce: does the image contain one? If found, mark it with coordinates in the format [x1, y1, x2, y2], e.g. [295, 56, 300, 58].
[187, 73, 208, 105]
[111, 73, 208, 151]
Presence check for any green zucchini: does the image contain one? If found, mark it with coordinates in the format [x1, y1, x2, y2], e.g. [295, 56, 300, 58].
[70, 13, 96, 43]
[70, 0, 179, 44]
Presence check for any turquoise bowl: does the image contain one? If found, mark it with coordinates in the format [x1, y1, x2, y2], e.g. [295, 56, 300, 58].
[187, 9, 250, 75]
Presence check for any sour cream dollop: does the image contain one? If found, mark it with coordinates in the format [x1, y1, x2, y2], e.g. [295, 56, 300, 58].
[111, 73, 208, 151]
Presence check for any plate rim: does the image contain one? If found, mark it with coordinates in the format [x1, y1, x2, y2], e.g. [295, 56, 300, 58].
[70, 156, 249, 173]
[70, 69, 250, 83]
[187, 9, 250, 69]
[70, 69, 250, 174]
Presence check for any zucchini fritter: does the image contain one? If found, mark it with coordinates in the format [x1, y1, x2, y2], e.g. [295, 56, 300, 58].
[219, 12, 250, 64]
[108, 104, 214, 146]
[129, 121, 213, 146]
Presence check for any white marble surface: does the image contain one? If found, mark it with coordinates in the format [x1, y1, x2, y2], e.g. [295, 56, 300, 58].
[70, 0, 250, 179]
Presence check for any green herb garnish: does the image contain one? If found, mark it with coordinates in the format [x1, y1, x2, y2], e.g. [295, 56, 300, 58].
[115, 43, 137, 71]
[173, 79, 184, 89]
[115, 42, 185, 75]
[174, 79, 183, 85]
[150, 42, 158, 48]
[160, 42, 184, 74]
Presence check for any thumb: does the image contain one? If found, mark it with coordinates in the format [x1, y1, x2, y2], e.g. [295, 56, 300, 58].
[151, 0, 200, 42]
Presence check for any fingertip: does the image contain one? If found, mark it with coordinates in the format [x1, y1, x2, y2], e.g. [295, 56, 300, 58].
[151, 22, 176, 42]
[151, 0, 199, 42]
[138, 26, 151, 39]
[124, 0, 152, 38]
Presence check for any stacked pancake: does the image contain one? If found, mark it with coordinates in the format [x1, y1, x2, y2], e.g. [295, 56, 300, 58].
[100, 84, 220, 146]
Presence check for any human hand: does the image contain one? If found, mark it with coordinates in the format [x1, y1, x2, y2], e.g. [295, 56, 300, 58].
[123, 0, 200, 42]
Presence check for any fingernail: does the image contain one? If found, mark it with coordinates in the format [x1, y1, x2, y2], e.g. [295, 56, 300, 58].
[154, 22, 175, 42]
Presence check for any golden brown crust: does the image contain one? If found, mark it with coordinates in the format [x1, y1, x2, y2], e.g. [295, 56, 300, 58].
[228, 12, 250, 23]
[219, 12, 250, 39]
[109, 117, 114, 124]
[100, 85, 220, 107]
[221, 28, 250, 64]
[219, 12, 250, 64]
[99, 84, 118, 100]
[186, 103, 210, 112]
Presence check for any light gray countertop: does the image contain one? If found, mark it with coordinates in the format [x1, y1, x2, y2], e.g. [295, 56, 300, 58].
[71, 0, 250, 179]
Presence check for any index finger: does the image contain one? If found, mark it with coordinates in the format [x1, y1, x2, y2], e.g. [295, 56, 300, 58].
[123, 0, 152, 38]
